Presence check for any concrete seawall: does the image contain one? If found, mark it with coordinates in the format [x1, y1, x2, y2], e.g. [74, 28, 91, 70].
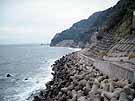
[78, 52, 135, 81]
[94, 60, 134, 81]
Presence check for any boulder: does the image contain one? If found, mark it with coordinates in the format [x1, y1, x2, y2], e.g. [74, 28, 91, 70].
[6, 73, 12, 77]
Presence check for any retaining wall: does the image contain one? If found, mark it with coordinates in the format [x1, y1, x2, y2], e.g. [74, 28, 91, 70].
[78, 53, 135, 81]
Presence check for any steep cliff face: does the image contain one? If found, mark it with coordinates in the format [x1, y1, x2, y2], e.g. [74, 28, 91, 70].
[50, 12, 104, 48]
[50, 0, 135, 48]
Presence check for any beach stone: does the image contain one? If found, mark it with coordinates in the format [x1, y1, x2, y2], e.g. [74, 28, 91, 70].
[24, 78, 28, 80]
[39, 91, 44, 96]
[6, 73, 12, 77]
[33, 96, 40, 101]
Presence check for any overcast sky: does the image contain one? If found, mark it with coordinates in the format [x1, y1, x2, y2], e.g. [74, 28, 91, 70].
[0, 0, 119, 44]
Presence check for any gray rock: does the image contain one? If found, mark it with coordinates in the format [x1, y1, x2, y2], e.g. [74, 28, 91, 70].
[78, 96, 87, 101]
[119, 91, 129, 101]
[6, 73, 12, 77]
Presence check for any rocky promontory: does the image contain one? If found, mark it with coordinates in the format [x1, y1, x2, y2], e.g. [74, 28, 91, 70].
[33, 52, 135, 101]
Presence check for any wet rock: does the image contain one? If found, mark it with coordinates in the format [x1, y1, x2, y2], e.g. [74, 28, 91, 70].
[6, 73, 12, 77]
[24, 78, 28, 80]
[33, 96, 40, 101]
[39, 91, 44, 97]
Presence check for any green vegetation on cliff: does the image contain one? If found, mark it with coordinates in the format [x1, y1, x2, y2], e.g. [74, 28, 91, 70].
[50, 0, 135, 48]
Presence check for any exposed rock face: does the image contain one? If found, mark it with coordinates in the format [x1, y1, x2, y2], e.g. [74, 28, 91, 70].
[53, 40, 76, 48]
[50, 11, 103, 48]
[50, 0, 135, 48]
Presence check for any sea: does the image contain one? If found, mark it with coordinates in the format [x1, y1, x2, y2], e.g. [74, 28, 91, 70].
[0, 44, 80, 101]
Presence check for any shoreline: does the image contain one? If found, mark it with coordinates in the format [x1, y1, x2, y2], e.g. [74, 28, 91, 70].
[26, 59, 55, 101]
[26, 47, 78, 101]
[33, 52, 135, 101]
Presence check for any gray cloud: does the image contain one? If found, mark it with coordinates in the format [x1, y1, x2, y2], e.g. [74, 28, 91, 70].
[0, 0, 119, 44]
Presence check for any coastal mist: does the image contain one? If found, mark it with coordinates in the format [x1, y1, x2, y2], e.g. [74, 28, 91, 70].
[0, 44, 77, 101]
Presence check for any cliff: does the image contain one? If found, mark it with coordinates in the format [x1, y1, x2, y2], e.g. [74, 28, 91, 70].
[50, 11, 103, 48]
[50, 0, 135, 48]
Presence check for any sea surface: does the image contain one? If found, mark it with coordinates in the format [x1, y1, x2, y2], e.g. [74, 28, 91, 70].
[0, 44, 80, 101]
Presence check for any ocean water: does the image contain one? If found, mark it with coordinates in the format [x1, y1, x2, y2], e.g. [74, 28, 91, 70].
[0, 44, 79, 101]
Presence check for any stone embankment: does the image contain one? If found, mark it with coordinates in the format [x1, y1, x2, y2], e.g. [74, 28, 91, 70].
[33, 52, 135, 101]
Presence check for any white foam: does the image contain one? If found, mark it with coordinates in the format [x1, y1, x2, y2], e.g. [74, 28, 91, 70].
[9, 58, 56, 101]
[68, 47, 81, 51]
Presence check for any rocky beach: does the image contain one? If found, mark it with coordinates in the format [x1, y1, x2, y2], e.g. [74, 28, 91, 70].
[33, 52, 135, 101]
